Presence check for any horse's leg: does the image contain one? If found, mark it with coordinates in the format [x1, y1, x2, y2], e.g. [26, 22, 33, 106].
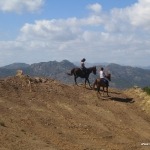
[93, 79, 97, 90]
[106, 86, 109, 96]
[87, 78, 91, 88]
[95, 80, 101, 95]
[74, 76, 78, 85]
[102, 86, 105, 96]
[97, 85, 100, 93]
[84, 79, 87, 88]
[96, 84, 100, 99]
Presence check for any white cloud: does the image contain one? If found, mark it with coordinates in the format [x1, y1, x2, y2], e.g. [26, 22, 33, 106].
[0, 0, 44, 13]
[128, 0, 150, 29]
[106, 0, 150, 32]
[87, 3, 102, 14]
[0, 0, 150, 66]
[18, 20, 81, 42]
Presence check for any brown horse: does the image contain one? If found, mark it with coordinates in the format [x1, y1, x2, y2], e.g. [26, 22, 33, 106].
[93, 74, 111, 96]
[67, 66, 96, 88]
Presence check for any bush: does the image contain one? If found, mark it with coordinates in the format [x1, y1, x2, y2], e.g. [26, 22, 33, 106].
[143, 87, 150, 95]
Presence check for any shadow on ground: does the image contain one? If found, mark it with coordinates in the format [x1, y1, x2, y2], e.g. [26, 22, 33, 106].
[109, 97, 134, 103]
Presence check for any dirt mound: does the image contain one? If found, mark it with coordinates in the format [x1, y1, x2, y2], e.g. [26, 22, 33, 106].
[0, 76, 150, 150]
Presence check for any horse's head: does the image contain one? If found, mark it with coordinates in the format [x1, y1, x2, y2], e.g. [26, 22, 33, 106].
[92, 66, 97, 75]
[107, 73, 111, 81]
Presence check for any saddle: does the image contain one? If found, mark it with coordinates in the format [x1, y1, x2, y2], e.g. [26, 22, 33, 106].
[81, 68, 87, 75]
[101, 78, 109, 85]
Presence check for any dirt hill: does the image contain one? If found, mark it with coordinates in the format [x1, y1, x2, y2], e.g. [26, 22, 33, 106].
[0, 75, 150, 150]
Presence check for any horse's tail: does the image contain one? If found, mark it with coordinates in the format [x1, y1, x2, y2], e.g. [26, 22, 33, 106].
[93, 78, 101, 92]
[66, 68, 75, 76]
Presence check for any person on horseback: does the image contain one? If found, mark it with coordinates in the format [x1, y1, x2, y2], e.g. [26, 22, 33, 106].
[80, 58, 87, 75]
[99, 67, 109, 86]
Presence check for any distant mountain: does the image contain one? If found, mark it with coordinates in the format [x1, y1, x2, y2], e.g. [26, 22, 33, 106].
[73, 62, 109, 67]
[0, 60, 150, 89]
[2, 63, 30, 70]
[105, 63, 150, 89]
[0, 60, 76, 83]
[142, 66, 150, 70]
[0, 68, 16, 78]
[24, 60, 76, 83]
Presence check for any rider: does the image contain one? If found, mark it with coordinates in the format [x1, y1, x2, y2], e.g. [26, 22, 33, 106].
[99, 67, 109, 86]
[80, 58, 87, 75]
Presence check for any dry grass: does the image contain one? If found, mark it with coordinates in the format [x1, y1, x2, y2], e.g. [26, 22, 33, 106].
[125, 86, 150, 113]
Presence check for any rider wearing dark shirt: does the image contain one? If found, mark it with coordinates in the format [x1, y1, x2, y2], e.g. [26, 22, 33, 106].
[80, 58, 87, 74]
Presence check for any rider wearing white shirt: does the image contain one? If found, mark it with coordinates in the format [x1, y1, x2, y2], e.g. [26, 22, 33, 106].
[99, 67, 105, 79]
[99, 67, 109, 85]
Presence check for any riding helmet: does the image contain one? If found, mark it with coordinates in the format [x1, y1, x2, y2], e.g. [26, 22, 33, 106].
[81, 58, 86, 62]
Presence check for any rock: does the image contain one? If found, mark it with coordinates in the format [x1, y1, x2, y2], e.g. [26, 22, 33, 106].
[16, 70, 23, 77]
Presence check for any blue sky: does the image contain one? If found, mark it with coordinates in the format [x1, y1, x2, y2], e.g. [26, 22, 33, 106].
[0, 0, 150, 67]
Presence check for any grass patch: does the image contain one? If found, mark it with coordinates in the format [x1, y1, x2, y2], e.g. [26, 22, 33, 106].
[143, 87, 150, 95]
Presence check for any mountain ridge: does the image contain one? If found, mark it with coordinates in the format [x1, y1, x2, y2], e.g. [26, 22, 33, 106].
[0, 60, 150, 89]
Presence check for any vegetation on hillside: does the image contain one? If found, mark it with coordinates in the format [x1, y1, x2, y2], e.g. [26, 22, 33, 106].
[143, 86, 150, 95]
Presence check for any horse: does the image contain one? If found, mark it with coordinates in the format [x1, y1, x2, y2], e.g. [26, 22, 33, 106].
[67, 66, 97, 88]
[93, 74, 111, 96]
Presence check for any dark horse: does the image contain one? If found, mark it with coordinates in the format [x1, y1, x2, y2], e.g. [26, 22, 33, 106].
[93, 74, 111, 96]
[67, 66, 97, 88]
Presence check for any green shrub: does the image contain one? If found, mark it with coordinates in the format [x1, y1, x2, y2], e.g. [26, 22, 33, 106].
[143, 87, 150, 95]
